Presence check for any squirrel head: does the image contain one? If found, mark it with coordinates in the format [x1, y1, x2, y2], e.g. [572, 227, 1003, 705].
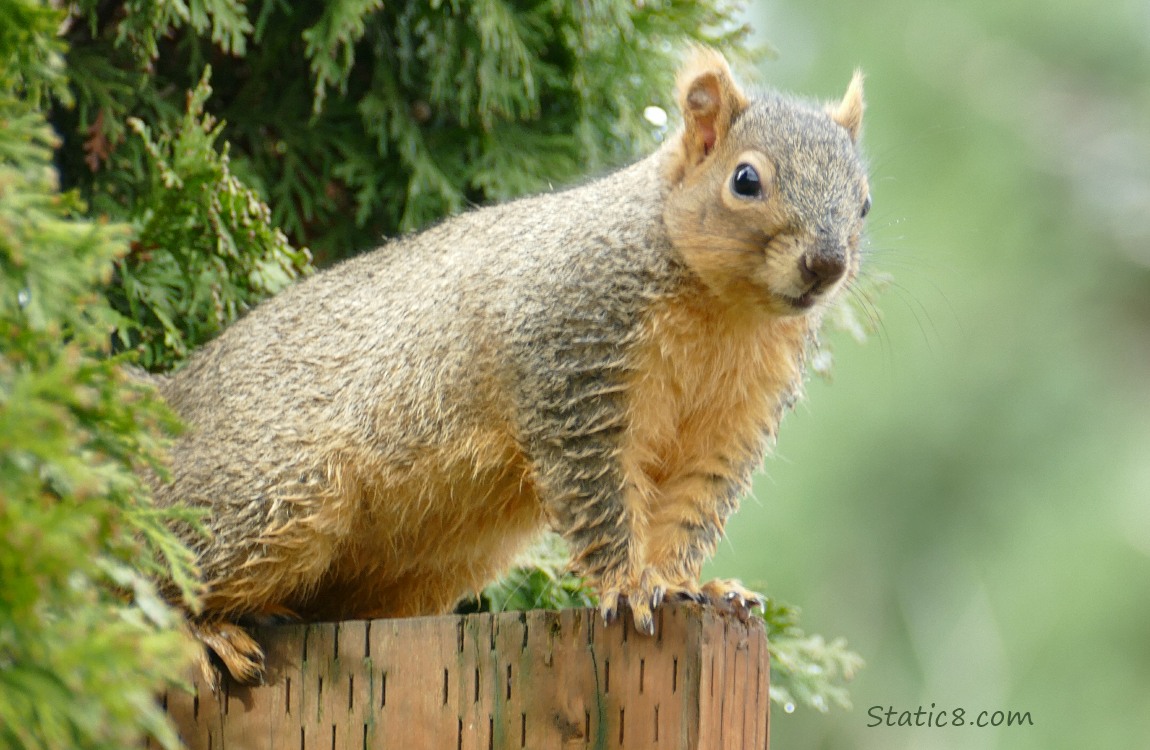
[663, 48, 870, 318]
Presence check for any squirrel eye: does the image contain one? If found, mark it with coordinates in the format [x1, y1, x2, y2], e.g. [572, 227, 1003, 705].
[731, 163, 762, 198]
[861, 194, 872, 218]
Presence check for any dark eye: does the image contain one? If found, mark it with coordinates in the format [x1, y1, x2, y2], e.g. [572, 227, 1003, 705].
[860, 194, 872, 218]
[731, 163, 762, 198]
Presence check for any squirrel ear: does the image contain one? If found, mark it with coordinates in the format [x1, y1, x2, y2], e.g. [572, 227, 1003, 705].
[830, 70, 865, 142]
[675, 47, 749, 168]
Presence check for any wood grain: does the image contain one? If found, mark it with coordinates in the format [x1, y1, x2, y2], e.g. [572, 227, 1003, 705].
[153, 602, 769, 750]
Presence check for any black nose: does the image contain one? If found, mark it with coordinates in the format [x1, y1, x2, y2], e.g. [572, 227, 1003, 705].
[800, 252, 846, 289]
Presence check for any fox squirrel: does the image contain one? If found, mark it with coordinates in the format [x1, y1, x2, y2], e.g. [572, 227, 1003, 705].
[151, 48, 870, 685]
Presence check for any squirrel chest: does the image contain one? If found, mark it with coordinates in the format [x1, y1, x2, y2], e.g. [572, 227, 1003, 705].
[625, 290, 809, 487]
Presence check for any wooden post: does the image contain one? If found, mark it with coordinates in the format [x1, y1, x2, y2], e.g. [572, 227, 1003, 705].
[157, 602, 769, 749]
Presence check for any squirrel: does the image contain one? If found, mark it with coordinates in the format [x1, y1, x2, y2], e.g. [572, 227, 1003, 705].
[149, 47, 870, 685]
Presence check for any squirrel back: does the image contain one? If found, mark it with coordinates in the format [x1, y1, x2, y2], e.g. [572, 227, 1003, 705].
[153, 48, 871, 684]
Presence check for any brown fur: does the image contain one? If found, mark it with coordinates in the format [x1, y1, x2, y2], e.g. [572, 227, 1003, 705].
[150, 48, 870, 682]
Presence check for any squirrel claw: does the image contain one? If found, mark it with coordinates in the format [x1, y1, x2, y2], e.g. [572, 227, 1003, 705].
[599, 591, 621, 626]
[197, 650, 224, 695]
[651, 585, 665, 610]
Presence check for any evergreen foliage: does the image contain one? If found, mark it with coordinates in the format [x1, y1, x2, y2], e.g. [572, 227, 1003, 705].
[457, 536, 598, 615]
[59, 0, 750, 262]
[758, 597, 865, 712]
[1, 4, 197, 747]
[108, 68, 311, 368]
[1, 0, 862, 745]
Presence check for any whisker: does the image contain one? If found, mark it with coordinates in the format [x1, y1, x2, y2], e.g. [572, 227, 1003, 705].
[844, 281, 895, 371]
[887, 280, 944, 355]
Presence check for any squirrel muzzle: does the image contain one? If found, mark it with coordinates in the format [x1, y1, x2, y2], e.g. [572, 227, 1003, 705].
[796, 244, 849, 301]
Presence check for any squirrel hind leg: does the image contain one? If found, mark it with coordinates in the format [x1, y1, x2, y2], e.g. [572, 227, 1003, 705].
[186, 619, 266, 690]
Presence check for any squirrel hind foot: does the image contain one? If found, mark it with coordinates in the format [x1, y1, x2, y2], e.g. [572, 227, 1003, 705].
[187, 619, 266, 689]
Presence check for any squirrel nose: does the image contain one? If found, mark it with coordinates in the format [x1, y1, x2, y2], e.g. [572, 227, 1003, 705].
[799, 251, 846, 289]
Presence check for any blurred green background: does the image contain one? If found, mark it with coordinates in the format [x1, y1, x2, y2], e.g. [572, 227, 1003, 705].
[708, 0, 1150, 748]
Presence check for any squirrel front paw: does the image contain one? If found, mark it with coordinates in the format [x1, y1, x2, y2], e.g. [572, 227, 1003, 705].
[596, 575, 765, 633]
[597, 569, 672, 636]
[698, 578, 765, 621]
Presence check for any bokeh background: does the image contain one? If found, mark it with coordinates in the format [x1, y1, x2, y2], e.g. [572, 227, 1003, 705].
[708, 1, 1150, 748]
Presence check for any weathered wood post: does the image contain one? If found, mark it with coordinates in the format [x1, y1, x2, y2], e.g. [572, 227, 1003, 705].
[157, 602, 769, 749]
